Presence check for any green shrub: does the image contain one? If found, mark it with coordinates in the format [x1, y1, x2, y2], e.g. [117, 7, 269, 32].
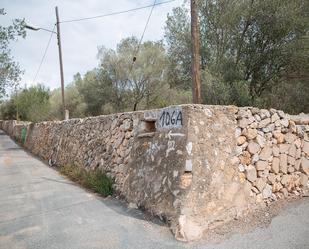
[59, 164, 113, 196]
[83, 170, 113, 196]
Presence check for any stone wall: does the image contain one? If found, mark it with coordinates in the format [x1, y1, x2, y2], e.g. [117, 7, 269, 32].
[173, 105, 253, 240]
[0, 106, 189, 233]
[0, 104, 308, 241]
[235, 108, 309, 202]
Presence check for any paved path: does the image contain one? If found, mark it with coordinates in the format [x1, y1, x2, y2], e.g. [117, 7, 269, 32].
[0, 129, 309, 249]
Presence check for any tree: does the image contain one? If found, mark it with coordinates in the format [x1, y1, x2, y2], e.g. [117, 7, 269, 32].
[49, 79, 87, 119]
[0, 84, 51, 122]
[0, 98, 16, 120]
[98, 37, 167, 111]
[75, 69, 114, 116]
[0, 8, 26, 99]
[164, 0, 309, 112]
[165, 7, 191, 90]
[15, 84, 50, 122]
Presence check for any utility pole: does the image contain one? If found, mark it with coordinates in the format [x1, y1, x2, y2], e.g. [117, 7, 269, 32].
[190, 0, 202, 104]
[55, 6, 68, 120]
[15, 86, 19, 121]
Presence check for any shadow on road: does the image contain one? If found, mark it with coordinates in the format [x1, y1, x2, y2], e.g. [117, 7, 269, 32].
[41, 176, 77, 186]
[5, 147, 23, 151]
[97, 196, 167, 227]
[40, 175, 166, 227]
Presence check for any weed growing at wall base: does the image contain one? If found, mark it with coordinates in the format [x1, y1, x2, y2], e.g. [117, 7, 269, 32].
[59, 164, 114, 196]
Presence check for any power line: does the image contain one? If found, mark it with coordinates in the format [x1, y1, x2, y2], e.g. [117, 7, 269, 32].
[32, 24, 56, 84]
[135, 0, 157, 58]
[32, 0, 177, 84]
[128, 0, 157, 77]
[60, 0, 175, 23]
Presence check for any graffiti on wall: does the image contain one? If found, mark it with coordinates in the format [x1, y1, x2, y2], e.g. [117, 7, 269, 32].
[157, 107, 183, 130]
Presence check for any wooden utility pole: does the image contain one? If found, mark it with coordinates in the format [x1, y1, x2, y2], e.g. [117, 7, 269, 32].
[15, 86, 19, 121]
[190, 0, 202, 104]
[55, 6, 67, 120]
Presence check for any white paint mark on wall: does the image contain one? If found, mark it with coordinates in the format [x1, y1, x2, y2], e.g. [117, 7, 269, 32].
[166, 140, 175, 157]
[204, 159, 210, 170]
[186, 142, 193, 155]
[176, 150, 183, 155]
[185, 159, 192, 172]
[173, 170, 179, 178]
[162, 176, 167, 185]
[167, 130, 185, 139]
[146, 142, 161, 162]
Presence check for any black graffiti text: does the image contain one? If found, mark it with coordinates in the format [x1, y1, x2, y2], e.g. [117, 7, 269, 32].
[159, 110, 182, 127]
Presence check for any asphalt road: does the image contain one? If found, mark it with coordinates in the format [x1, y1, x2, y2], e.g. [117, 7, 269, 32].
[1, 129, 309, 249]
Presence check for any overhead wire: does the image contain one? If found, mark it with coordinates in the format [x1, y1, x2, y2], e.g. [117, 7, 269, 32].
[60, 0, 175, 23]
[32, 0, 176, 85]
[129, 0, 157, 78]
[28, 24, 60, 121]
[32, 24, 56, 84]
[29, 0, 175, 121]
[134, 0, 157, 62]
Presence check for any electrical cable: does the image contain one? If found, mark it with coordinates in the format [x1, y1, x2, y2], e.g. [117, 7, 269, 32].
[129, 0, 157, 78]
[32, 24, 56, 84]
[134, 0, 157, 61]
[60, 0, 175, 23]
[28, 0, 177, 121]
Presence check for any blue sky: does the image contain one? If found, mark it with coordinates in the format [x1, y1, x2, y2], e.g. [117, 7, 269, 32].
[2, 0, 183, 90]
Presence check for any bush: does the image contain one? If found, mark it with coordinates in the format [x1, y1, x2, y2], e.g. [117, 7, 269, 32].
[83, 170, 114, 196]
[59, 164, 113, 196]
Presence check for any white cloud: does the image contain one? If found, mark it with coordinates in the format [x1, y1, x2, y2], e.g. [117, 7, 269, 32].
[2, 0, 182, 90]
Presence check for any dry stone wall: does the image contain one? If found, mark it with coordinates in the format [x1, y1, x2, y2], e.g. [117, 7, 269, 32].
[0, 104, 308, 242]
[24, 113, 138, 193]
[235, 107, 309, 202]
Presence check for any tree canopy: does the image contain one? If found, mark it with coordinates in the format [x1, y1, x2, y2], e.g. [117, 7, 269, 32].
[0, 8, 26, 99]
[1, 0, 308, 122]
[165, 0, 309, 112]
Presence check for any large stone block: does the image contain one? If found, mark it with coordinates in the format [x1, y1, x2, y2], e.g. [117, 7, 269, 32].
[259, 146, 272, 161]
[301, 157, 309, 176]
[262, 184, 272, 198]
[255, 178, 267, 192]
[246, 165, 257, 182]
[248, 142, 260, 154]
[240, 151, 251, 165]
[271, 157, 280, 174]
[237, 136, 247, 145]
[243, 128, 257, 140]
[284, 133, 296, 144]
[273, 145, 280, 157]
[288, 144, 297, 158]
[273, 130, 285, 144]
[256, 160, 268, 171]
[280, 144, 290, 154]
[258, 118, 271, 128]
[271, 113, 280, 123]
[280, 154, 288, 174]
